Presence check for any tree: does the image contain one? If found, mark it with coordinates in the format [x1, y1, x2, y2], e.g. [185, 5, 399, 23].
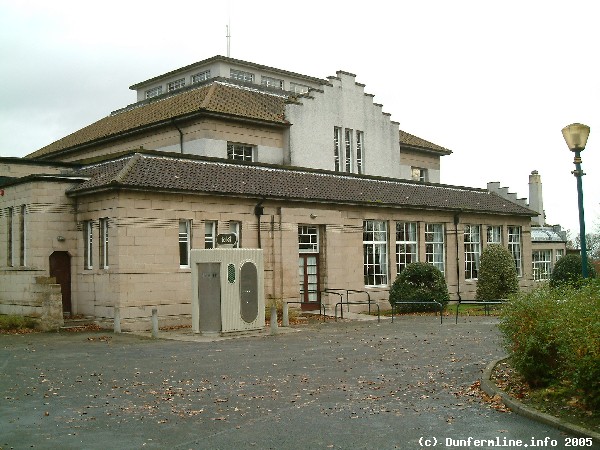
[476, 244, 519, 300]
[574, 233, 600, 261]
[550, 253, 597, 288]
[389, 262, 449, 313]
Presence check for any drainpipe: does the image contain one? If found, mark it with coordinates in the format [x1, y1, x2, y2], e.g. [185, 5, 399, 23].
[171, 118, 184, 153]
[453, 212, 462, 303]
[254, 198, 265, 249]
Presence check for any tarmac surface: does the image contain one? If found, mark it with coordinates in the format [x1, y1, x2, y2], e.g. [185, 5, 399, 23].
[1, 316, 577, 450]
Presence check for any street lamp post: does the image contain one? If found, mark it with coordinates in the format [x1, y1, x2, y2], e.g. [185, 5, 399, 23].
[561, 123, 591, 278]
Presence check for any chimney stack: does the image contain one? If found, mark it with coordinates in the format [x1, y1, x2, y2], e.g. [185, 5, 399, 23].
[528, 170, 545, 226]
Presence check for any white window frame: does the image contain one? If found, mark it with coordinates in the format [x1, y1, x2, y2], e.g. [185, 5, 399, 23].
[411, 167, 427, 182]
[344, 128, 353, 173]
[464, 224, 481, 280]
[261, 76, 284, 90]
[333, 127, 342, 172]
[145, 86, 162, 99]
[508, 226, 522, 277]
[396, 222, 418, 274]
[486, 225, 502, 245]
[290, 82, 309, 94]
[229, 221, 241, 248]
[363, 220, 388, 287]
[425, 223, 445, 274]
[298, 225, 319, 253]
[191, 70, 210, 84]
[19, 204, 26, 267]
[167, 78, 185, 92]
[227, 142, 254, 161]
[179, 220, 192, 268]
[356, 130, 364, 174]
[205, 221, 217, 249]
[84, 220, 93, 270]
[555, 249, 564, 261]
[230, 69, 254, 83]
[99, 218, 109, 269]
[532, 250, 552, 281]
[7, 206, 13, 267]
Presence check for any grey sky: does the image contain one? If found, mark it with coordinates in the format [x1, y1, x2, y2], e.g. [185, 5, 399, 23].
[1, 0, 598, 234]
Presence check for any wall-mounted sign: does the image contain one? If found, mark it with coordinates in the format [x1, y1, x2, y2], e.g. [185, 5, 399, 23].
[216, 233, 238, 247]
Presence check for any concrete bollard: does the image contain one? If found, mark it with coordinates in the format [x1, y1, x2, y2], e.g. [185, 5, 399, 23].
[114, 306, 121, 334]
[151, 308, 159, 339]
[282, 302, 289, 327]
[270, 305, 278, 335]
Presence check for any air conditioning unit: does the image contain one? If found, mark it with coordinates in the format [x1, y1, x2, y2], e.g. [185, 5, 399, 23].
[191, 248, 265, 335]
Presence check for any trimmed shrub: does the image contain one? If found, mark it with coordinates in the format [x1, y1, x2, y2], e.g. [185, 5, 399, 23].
[550, 253, 597, 288]
[499, 280, 600, 409]
[0, 314, 37, 331]
[476, 244, 519, 300]
[389, 262, 449, 313]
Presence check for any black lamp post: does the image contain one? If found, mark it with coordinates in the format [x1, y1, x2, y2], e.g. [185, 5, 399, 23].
[561, 123, 591, 278]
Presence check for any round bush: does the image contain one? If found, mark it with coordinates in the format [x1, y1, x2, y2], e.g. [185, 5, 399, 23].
[389, 262, 449, 313]
[549, 254, 597, 288]
[476, 244, 519, 300]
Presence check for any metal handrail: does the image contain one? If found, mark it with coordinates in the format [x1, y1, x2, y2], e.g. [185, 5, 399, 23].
[335, 301, 380, 323]
[390, 301, 443, 324]
[454, 300, 506, 324]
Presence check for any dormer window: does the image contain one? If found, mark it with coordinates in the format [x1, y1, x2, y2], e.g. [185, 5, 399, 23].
[230, 69, 255, 83]
[167, 78, 185, 92]
[145, 86, 163, 99]
[290, 82, 309, 94]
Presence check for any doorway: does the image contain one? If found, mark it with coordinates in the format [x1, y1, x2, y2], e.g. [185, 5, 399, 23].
[49, 251, 71, 315]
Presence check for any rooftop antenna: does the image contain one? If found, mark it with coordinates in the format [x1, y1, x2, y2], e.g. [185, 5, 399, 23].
[226, 22, 231, 57]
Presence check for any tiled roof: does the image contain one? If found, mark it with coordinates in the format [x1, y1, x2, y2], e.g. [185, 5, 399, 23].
[400, 130, 452, 155]
[68, 153, 535, 217]
[26, 83, 288, 159]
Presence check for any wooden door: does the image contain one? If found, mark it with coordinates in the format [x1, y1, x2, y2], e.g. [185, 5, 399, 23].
[49, 251, 71, 315]
[298, 254, 320, 310]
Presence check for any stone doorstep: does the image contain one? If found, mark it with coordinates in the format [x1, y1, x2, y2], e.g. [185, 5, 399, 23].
[61, 316, 96, 330]
[481, 357, 600, 444]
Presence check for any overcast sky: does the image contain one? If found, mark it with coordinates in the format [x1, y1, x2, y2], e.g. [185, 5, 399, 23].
[1, 0, 598, 235]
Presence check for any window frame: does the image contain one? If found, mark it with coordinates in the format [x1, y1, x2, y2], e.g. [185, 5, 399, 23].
[396, 222, 418, 274]
[84, 220, 93, 270]
[99, 218, 109, 269]
[411, 167, 427, 182]
[230, 69, 255, 83]
[261, 75, 284, 90]
[532, 249, 552, 281]
[290, 82, 309, 94]
[167, 78, 185, 92]
[227, 142, 254, 162]
[333, 127, 342, 172]
[508, 226, 523, 277]
[7, 206, 13, 267]
[363, 220, 389, 287]
[486, 225, 502, 245]
[145, 86, 162, 99]
[205, 221, 217, 249]
[425, 223, 445, 274]
[229, 221, 241, 248]
[356, 130, 364, 174]
[179, 219, 192, 268]
[298, 225, 319, 253]
[344, 128, 353, 173]
[191, 70, 211, 84]
[464, 224, 481, 280]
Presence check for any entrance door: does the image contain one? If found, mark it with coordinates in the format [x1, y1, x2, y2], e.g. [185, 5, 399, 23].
[198, 263, 221, 333]
[49, 251, 71, 315]
[298, 254, 320, 310]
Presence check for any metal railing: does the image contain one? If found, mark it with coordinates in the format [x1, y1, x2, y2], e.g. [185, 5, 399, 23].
[454, 300, 506, 324]
[390, 301, 444, 324]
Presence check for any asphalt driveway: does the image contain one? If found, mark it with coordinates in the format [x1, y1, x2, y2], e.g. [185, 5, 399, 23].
[1, 316, 573, 449]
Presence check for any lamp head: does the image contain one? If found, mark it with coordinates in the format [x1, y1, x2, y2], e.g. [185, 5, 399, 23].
[562, 123, 590, 152]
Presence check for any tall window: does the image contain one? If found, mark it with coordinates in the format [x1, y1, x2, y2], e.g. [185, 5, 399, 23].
[145, 86, 162, 99]
[179, 220, 191, 267]
[167, 78, 185, 92]
[344, 129, 353, 172]
[18, 205, 26, 266]
[464, 225, 481, 280]
[425, 223, 445, 274]
[191, 70, 210, 84]
[555, 249, 564, 261]
[508, 226, 522, 277]
[261, 76, 284, 89]
[84, 220, 93, 270]
[227, 143, 254, 161]
[487, 225, 502, 245]
[7, 206, 13, 267]
[99, 218, 109, 269]
[298, 225, 319, 253]
[532, 250, 551, 281]
[230, 69, 254, 83]
[356, 131, 364, 174]
[205, 221, 217, 249]
[333, 127, 342, 171]
[396, 222, 417, 274]
[363, 220, 388, 286]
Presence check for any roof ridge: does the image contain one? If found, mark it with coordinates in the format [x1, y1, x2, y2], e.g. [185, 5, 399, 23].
[113, 153, 143, 184]
[200, 83, 218, 109]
